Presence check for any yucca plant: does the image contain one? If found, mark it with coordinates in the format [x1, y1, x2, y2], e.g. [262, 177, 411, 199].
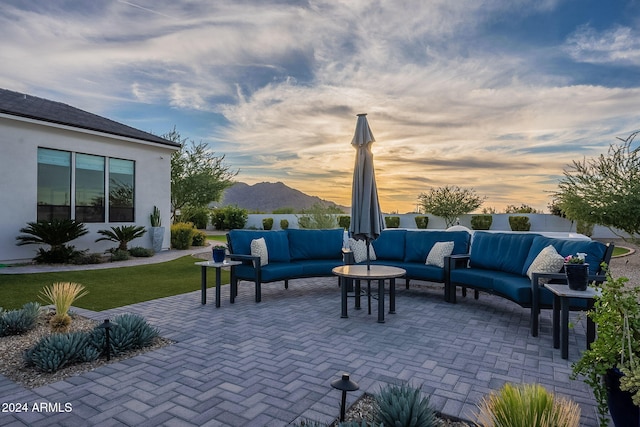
[96, 225, 147, 251]
[374, 383, 437, 427]
[475, 383, 580, 427]
[39, 282, 88, 332]
[16, 219, 89, 263]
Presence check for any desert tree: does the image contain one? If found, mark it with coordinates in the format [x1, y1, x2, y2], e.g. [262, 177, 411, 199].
[418, 185, 485, 228]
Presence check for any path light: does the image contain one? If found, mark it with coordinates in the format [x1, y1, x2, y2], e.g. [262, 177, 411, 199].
[331, 373, 359, 421]
[97, 319, 117, 361]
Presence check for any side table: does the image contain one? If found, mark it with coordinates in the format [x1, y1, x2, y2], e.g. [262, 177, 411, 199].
[194, 260, 242, 307]
[332, 265, 406, 323]
[544, 283, 600, 359]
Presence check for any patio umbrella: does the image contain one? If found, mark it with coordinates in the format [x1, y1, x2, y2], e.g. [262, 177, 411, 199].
[349, 113, 384, 270]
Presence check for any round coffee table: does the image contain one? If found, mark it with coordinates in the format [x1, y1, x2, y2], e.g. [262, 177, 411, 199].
[332, 265, 406, 323]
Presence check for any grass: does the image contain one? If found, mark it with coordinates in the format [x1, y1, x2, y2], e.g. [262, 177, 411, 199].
[613, 246, 631, 257]
[206, 235, 227, 243]
[0, 256, 230, 311]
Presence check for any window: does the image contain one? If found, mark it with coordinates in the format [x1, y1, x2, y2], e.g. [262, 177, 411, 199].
[75, 153, 105, 222]
[109, 158, 135, 222]
[36, 148, 136, 223]
[37, 148, 71, 221]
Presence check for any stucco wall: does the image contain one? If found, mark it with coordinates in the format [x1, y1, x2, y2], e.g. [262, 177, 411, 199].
[0, 116, 176, 263]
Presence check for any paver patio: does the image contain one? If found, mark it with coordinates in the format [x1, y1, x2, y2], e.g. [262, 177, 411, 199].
[0, 277, 602, 426]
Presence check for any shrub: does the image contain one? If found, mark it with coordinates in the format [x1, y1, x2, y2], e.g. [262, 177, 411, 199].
[475, 383, 580, 427]
[297, 203, 340, 229]
[211, 205, 248, 230]
[181, 206, 210, 229]
[0, 302, 41, 337]
[280, 219, 289, 230]
[24, 331, 97, 373]
[338, 216, 351, 230]
[16, 219, 89, 264]
[39, 282, 88, 333]
[414, 216, 429, 229]
[471, 215, 493, 230]
[128, 247, 154, 257]
[191, 230, 207, 246]
[171, 222, 196, 249]
[91, 313, 159, 357]
[110, 249, 130, 261]
[374, 383, 436, 427]
[508, 216, 531, 231]
[96, 225, 147, 251]
[71, 252, 104, 265]
[384, 216, 400, 228]
[262, 218, 274, 230]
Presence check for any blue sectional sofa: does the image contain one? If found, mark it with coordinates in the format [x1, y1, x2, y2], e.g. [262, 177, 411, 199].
[347, 229, 471, 290]
[227, 228, 345, 302]
[226, 228, 472, 302]
[444, 231, 614, 336]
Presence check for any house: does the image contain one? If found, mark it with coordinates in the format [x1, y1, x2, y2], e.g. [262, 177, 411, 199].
[0, 88, 180, 263]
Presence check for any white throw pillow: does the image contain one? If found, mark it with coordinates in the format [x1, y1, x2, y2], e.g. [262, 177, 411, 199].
[426, 241, 455, 268]
[349, 238, 377, 264]
[250, 237, 269, 266]
[526, 245, 565, 282]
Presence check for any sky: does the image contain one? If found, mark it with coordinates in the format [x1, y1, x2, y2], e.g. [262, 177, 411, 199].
[1, 0, 639, 214]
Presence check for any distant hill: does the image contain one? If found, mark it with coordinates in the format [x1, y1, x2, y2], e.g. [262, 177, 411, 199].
[219, 181, 348, 213]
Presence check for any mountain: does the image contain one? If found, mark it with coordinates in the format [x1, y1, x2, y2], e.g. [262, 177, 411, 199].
[219, 181, 348, 213]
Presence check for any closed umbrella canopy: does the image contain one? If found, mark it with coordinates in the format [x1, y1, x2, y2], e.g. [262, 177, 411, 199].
[349, 114, 384, 267]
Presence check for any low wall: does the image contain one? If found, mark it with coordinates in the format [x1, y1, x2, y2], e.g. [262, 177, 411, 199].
[236, 214, 625, 240]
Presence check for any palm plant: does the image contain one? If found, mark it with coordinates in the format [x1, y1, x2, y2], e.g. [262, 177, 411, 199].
[96, 225, 147, 251]
[16, 219, 89, 263]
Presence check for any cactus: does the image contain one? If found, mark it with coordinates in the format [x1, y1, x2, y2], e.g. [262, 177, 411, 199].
[374, 383, 437, 427]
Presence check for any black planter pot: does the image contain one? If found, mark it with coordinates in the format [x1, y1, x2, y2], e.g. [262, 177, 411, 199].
[605, 368, 640, 427]
[565, 263, 589, 291]
[212, 248, 226, 263]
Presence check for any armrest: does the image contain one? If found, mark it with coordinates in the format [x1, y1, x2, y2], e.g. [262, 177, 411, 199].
[342, 248, 355, 265]
[228, 254, 261, 269]
[445, 254, 469, 271]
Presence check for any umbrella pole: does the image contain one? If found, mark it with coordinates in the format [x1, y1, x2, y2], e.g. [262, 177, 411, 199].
[366, 239, 371, 270]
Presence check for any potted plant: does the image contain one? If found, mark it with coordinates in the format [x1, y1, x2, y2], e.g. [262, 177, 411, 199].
[571, 271, 640, 427]
[149, 206, 165, 252]
[564, 252, 589, 291]
[212, 244, 226, 263]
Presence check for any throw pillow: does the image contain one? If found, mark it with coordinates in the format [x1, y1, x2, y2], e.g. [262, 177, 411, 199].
[349, 238, 377, 264]
[526, 245, 564, 282]
[425, 241, 454, 268]
[250, 237, 269, 266]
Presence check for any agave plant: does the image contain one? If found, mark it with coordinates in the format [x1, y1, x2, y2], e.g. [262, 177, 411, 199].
[39, 282, 88, 332]
[96, 225, 147, 251]
[16, 219, 89, 263]
[374, 383, 436, 427]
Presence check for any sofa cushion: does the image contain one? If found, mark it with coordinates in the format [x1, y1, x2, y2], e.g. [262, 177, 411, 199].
[522, 236, 607, 275]
[259, 263, 305, 282]
[469, 232, 538, 276]
[287, 228, 343, 260]
[426, 241, 454, 268]
[402, 263, 446, 282]
[492, 274, 534, 305]
[372, 229, 406, 261]
[404, 230, 469, 263]
[526, 245, 565, 281]
[349, 238, 377, 263]
[294, 259, 344, 277]
[449, 268, 496, 291]
[227, 230, 291, 262]
[250, 237, 268, 266]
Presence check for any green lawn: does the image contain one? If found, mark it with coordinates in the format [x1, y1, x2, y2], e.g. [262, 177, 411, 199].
[0, 256, 230, 311]
[613, 246, 631, 257]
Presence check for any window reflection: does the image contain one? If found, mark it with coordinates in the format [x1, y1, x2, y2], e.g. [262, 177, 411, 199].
[37, 148, 71, 221]
[109, 159, 134, 222]
[75, 153, 105, 222]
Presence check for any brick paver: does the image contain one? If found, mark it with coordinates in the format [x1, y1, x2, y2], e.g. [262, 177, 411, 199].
[0, 278, 603, 426]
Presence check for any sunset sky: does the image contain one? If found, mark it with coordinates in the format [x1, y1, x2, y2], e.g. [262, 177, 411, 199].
[1, 1, 639, 213]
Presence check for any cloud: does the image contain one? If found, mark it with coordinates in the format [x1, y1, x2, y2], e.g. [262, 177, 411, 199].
[1, 0, 638, 213]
